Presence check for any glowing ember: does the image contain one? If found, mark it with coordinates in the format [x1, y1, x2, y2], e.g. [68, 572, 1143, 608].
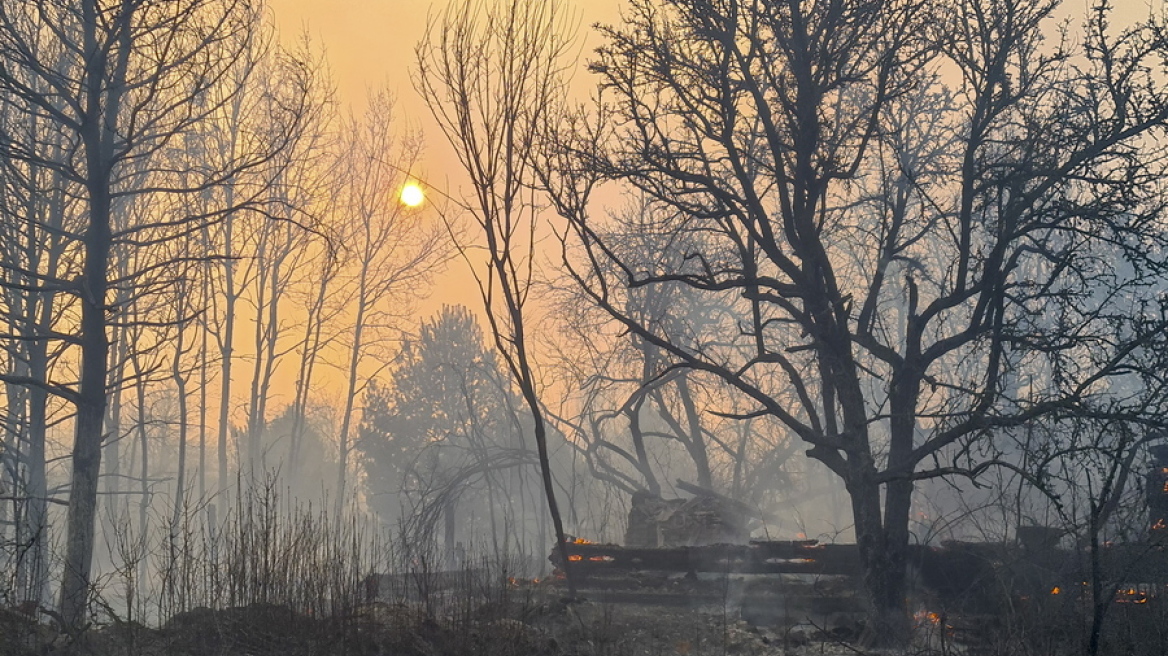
[1051, 586, 1061, 595]
[913, 609, 943, 626]
[568, 554, 583, 561]
[1115, 585, 1152, 604]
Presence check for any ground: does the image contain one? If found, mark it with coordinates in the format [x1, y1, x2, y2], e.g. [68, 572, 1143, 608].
[0, 581, 947, 656]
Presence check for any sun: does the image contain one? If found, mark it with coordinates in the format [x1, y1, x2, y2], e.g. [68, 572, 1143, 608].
[400, 182, 425, 207]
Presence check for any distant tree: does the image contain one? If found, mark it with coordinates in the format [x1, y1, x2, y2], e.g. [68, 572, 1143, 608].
[547, 206, 802, 506]
[358, 306, 534, 566]
[548, 0, 1168, 643]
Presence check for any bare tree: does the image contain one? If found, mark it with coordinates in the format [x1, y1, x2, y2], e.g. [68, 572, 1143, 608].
[415, 0, 580, 595]
[547, 0, 1168, 642]
[0, 53, 79, 604]
[330, 90, 446, 515]
[0, 0, 314, 629]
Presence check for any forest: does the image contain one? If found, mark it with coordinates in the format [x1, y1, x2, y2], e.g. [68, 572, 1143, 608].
[4, 0, 1168, 654]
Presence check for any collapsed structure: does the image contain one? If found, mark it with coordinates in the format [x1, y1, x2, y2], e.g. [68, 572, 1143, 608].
[624, 490, 750, 548]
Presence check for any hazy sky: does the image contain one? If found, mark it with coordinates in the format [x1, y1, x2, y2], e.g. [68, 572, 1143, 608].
[263, 0, 1157, 314]
[267, 0, 1153, 116]
[264, 0, 622, 315]
[267, 0, 619, 156]
[265, 0, 1156, 200]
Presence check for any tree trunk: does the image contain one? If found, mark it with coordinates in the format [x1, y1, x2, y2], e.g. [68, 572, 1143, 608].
[59, 183, 112, 631]
[59, 0, 120, 620]
[216, 95, 243, 504]
[851, 470, 911, 647]
[171, 311, 189, 557]
[444, 497, 457, 570]
[23, 348, 49, 606]
[334, 278, 366, 517]
[676, 375, 712, 490]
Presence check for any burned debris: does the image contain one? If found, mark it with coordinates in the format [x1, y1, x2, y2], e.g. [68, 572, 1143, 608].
[623, 489, 751, 548]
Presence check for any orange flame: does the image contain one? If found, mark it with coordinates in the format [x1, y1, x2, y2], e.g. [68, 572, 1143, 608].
[913, 609, 942, 625]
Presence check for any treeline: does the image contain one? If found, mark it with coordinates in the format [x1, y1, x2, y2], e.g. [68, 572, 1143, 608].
[0, 0, 453, 630]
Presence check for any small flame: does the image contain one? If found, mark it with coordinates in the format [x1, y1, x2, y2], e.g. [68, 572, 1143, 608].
[568, 554, 583, 561]
[1051, 586, 1061, 595]
[1115, 585, 1151, 604]
[913, 609, 943, 626]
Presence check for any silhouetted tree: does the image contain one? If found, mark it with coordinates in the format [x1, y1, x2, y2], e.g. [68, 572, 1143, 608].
[549, 0, 1168, 643]
[330, 90, 446, 515]
[416, 0, 580, 596]
[0, 0, 313, 628]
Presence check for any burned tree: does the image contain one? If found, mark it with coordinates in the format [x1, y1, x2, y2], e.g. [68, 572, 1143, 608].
[549, 0, 1168, 643]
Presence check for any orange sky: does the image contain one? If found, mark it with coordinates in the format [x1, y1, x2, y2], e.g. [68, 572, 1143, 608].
[266, 0, 1152, 116]
[264, 0, 1155, 319]
[266, 0, 1155, 205]
[266, 0, 620, 169]
[264, 0, 622, 319]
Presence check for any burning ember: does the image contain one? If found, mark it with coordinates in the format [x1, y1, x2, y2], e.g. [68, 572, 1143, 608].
[913, 609, 944, 627]
[1115, 585, 1152, 604]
